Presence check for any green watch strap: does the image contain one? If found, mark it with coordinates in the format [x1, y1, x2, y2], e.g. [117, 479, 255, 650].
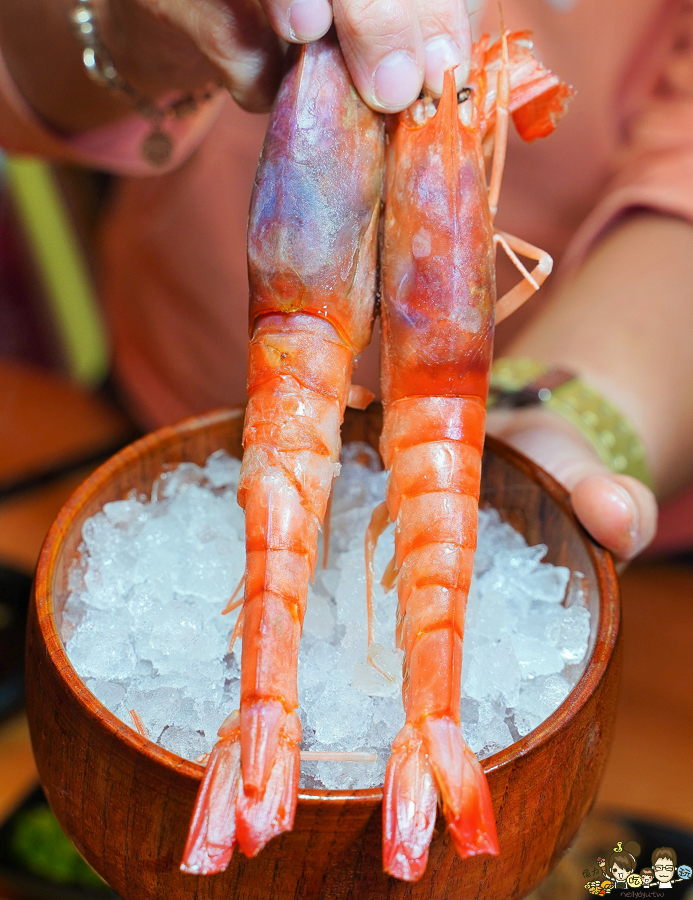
[489, 358, 654, 490]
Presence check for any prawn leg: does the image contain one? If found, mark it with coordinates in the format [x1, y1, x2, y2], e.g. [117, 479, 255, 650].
[365, 500, 390, 648]
[488, 31, 554, 325]
[494, 231, 553, 323]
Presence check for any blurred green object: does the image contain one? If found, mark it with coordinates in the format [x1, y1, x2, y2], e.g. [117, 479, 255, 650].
[10, 805, 108, 891]
[4, 155, 109, 387]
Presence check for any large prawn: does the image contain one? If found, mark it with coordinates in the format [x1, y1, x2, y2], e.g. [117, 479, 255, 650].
[370, 32, 572, 881]
[181, 33, 384, 874]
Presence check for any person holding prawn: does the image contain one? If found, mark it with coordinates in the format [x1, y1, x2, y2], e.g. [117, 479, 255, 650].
[1, 0, 693, 880]
[1, 0, 690, 562]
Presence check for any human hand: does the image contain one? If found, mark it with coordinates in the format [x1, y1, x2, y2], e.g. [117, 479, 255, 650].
[101, 0, 286, 112]
[106, 0, 471, 115]
[260, 0, 472, 110]
[486, 406, 659, 561]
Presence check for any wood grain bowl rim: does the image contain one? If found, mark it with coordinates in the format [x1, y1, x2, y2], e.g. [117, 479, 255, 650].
[33, 407, 619, 806]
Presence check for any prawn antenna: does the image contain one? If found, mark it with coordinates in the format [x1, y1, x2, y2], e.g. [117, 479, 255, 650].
[488, 3, 510, 219]
[498, 1, 507, 46]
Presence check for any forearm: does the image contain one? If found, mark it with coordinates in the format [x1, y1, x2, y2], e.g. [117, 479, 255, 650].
[0, 0, 131, 131]
[0, 0, 219, 133]
[0, 0, 475, 133]
[502, 213, 693, 500]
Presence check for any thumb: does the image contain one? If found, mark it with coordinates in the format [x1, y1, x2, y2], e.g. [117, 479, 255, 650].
[571, 473, 657, 562]
[486, 408, 658, 561]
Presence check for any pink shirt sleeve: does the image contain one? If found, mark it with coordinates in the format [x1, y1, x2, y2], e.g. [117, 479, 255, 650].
[562, 0, 693, 272]
[0, 34, 224, 175]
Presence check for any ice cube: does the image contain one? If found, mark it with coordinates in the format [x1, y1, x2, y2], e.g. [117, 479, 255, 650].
[158, 725, 208, 760]
[61, 447, 590, 785]
[462, 721, 486, 754]
[460, 695, 479, 725]
[523, 605, 564, 645]
[367, 643, 403, 683]
[478, 715, 513, 759]
[126, 686, 183, 738]
[510, 633, 565, 677]
[156, 462, 205, 500]
[516, 673, 571, 724]
[473, 587, 515, 638]
[85, 678, 126, 712]
[463, 635, 521, 707]
[514, 710, 542, 737]
[527, 564, 571, 604]
[313, 758, 381, 791]
[339, 441, 382, 472]
[103, 499, 147, 530]
[564, 571, 588, 608]
[559, 604, 591, 663]
[203, 450, 242, 489]
[352, 644, 403, 698]
[310, 683, 373, 746]
[140, 599, 227, 676]
[335, 550, 368, 628]
[303, 594, 336, 641]
[66, 611, 137, 681]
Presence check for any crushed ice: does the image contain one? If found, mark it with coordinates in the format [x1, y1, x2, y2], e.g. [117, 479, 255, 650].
[61, 444, 591, 789]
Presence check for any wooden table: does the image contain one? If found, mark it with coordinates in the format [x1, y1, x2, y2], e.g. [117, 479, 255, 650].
[0, 359, 132, 572]
[524, 559, 693, 900]
[0, 357, 132, 884]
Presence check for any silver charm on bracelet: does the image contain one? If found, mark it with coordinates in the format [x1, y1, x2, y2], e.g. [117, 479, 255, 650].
[69, 0, 218, 166]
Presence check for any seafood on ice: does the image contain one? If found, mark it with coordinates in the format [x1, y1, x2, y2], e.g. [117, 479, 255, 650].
[181, 33, 385, 874]
[181, 28, 572, 881]
[370, 32, 572, 880]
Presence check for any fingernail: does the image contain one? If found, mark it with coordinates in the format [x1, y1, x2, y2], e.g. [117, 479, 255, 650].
[605, 479, 641, 550]
[373, 51, 422, 110]
[424, 35, 463, 96]
[288, 0, 332, 42]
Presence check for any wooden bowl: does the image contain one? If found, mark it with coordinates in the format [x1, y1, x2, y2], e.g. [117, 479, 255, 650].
[27, 407, 620, 900]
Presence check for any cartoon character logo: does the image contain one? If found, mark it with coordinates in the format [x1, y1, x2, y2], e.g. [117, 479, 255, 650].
[584, 840, 692, 893]
[653, 847, 677, 888]
[584, 878, 614, 895]
[640, 867, 655, 888]
[606, 840, 640, 890]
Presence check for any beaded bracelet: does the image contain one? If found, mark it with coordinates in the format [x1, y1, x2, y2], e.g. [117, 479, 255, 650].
[69, 0, 219, 167]
[488, 357, 654, 490]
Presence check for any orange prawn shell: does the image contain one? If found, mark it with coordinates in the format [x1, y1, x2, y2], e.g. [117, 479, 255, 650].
[377, 30, 572, 882]
[183, 35, 386, 873]
[472, 31, 574, 141]
[247, 34, 384, 353]
[380, 70, 495, 408]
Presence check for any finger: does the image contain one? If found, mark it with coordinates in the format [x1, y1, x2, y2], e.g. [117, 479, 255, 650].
[332, 0, 425, 112]
[258, 0, 333, 43]
[486, 409, 658, 560]
[136, 0, 286, 112]
[411, 0, 471, 96]
[190, 0, 287, 111]
[571, 474, 658, 561]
